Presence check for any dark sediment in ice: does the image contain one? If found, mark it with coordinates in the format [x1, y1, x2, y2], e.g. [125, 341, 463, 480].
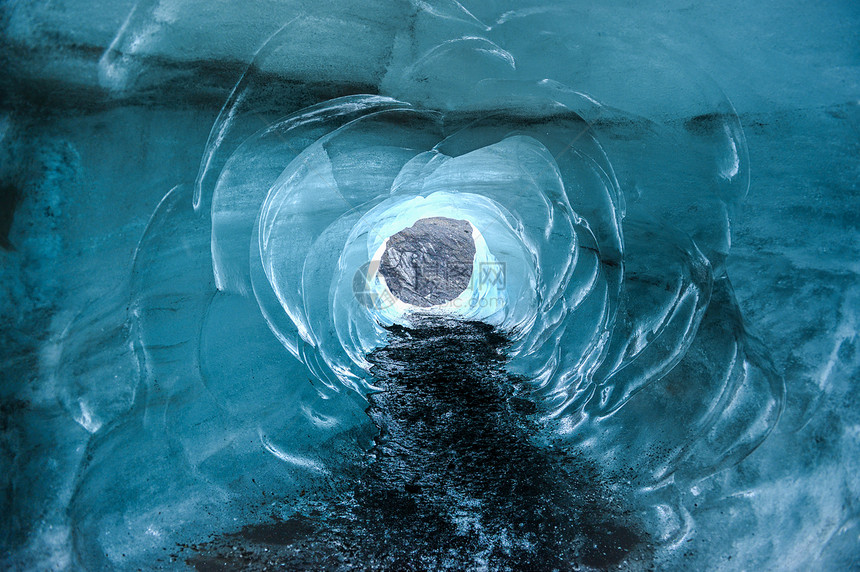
[379, 217, 476, 307]
[0, 182, 21, 250]
[185, 317, 649, 570]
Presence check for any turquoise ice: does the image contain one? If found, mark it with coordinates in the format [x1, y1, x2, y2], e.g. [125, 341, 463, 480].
[0, 1, 857, 570]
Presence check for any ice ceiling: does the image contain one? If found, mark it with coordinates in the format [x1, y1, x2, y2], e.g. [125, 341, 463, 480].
[0, 0, 858, 570]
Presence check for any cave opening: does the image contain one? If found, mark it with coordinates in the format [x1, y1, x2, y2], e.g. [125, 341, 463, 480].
[377, 216, 477, 309]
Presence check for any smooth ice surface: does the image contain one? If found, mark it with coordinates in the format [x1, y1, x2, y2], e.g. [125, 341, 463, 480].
[1, 1, 858, 570]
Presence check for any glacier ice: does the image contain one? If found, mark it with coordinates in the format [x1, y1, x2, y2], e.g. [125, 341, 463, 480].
[0, 0, 858, 570]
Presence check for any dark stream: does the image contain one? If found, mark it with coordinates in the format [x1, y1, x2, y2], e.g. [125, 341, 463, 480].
[186, 317, 648, 570]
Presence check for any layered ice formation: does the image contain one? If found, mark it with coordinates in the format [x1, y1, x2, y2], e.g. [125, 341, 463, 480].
[1, 0, 858, 570]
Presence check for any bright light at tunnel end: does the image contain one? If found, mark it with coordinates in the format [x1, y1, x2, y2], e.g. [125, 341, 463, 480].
[354, 217, 509, 314]
[344, 192, 518, 327]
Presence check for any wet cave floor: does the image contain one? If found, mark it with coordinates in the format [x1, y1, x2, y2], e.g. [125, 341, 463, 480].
[185, 317, 650, 571]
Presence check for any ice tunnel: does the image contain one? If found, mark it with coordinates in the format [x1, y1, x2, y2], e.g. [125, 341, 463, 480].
[1, 1, 858, 570]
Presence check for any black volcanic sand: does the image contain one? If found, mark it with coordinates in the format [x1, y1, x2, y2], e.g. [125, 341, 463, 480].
[185, 317, 649, 571]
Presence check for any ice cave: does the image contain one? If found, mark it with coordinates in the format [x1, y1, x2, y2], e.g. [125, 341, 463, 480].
[0, 0, 858, 570]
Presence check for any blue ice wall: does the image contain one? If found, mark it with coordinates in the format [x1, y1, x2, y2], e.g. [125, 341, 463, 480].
[1, 1, 858, 570]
